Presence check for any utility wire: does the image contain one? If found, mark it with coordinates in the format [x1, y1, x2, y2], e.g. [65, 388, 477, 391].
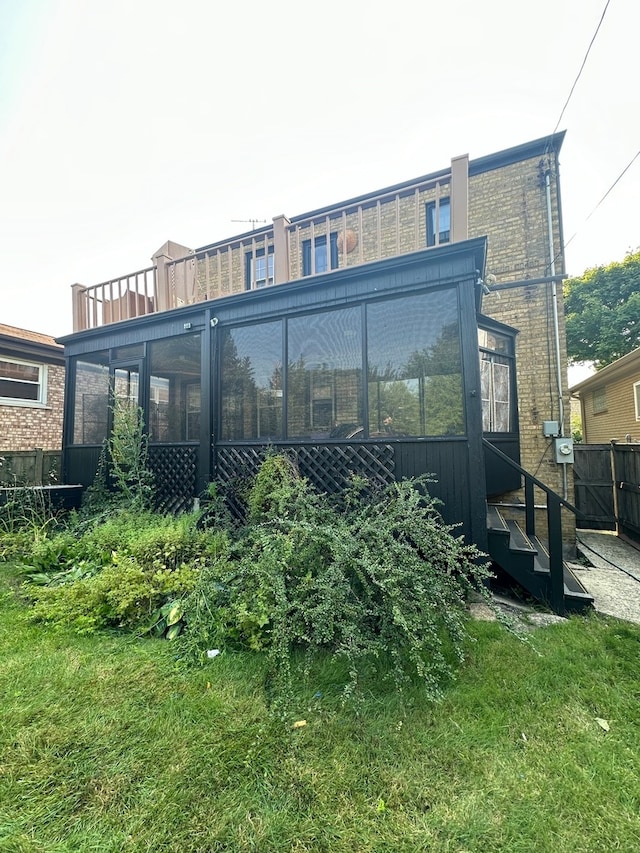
[552, 0, 612, 135]
[556, 146, 640, 268]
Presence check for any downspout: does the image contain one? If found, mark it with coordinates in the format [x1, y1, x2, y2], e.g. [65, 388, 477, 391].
[545, 166, 568, 500]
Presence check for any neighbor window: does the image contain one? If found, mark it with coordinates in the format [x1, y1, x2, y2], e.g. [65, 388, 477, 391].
[592, 386, 607, 414]
[426, 198, 450, 246]
[302, 233, 338, 276]
[245, 247, 274, 290]
[0, 357, 46, 406]
[634, 381, 640, 421]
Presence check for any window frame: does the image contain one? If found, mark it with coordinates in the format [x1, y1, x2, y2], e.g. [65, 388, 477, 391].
[302, 233, 339, 276]
[0, 356, 47, 407]
[245, 246, 274, 290]
[426, 197, 451, 247]
[634, 381, 640, 421]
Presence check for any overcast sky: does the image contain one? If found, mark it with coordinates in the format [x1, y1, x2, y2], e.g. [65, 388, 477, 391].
[1, 0, 638, 358]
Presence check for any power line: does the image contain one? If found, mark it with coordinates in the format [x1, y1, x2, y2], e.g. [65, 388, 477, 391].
[552, 0, 612, 135]
[561, 146, 640, 261]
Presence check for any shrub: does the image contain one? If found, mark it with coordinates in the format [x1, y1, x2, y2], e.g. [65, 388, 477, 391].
[25, 509, 229, 636]
[182, 456, 493, 704]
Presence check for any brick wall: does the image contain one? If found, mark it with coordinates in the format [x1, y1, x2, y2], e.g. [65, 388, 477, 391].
[0, 362, 65, 451]
[468, 152, 572, 501]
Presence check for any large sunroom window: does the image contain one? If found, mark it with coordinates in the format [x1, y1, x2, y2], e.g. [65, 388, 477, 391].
[73, 351, 110, 444]
[287, 306, 363, 439]
[366, 289, 463, 437]
[148, 334, 201, 442]
[220, 321, 283, 440]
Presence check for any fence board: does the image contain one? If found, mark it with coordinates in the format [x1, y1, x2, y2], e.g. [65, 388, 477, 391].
[573, 445, 615, 529]
[0, 451, 61, 486]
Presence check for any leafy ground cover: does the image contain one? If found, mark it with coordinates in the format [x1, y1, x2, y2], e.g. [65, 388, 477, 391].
[1, 562, 639, 853]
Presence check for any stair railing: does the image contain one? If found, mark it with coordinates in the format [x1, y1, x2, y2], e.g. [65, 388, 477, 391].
[483, 439, 584, 614]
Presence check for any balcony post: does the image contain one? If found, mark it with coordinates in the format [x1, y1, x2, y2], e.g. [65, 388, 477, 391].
[450, 154, 469, 242]
[71, 283, 88, 332]
[152, 240, 193, 312]
[272, 214, 291, 284]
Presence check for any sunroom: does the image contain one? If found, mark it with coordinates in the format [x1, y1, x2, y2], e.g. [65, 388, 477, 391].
[60, 238, 520, 556]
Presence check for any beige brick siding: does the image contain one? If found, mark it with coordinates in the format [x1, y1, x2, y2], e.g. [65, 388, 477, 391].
[469, 153, 571, 501]
[0, 362, 65, 451]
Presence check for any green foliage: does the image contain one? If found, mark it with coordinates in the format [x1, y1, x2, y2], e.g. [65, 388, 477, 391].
[24, 509, 229, 635]
[182, 456, 493, 704]
[82, 400, 155, 518]
[0, 488, 59, 561]
[565, 248, 640, 367]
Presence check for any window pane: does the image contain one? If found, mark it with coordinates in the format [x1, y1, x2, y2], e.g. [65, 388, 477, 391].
[148, 334, 201, 442]
[0, 358, 42, 402]
[220, 321, 283, 440]
[315, 242, 328, 273]
[367, 289, 463, 437]
[287, 307, 363, 439]
[0, 379, 40, 400]
[73, 352, 109, 444]
[0, 360, 40, 383]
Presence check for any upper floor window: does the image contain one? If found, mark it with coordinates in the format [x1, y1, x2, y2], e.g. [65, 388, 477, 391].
[303, 233, 338, 276]
[245, 247, 274, 290]
[426, 198, 450, 247]
[0, 357, 47, 406]
[592, 386, 607, 414]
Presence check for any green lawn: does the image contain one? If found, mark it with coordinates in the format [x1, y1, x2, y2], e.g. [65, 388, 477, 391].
[1, 569, 640, 853]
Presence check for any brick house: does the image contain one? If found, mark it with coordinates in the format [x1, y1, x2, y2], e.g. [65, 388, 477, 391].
[60, 132, 592, 613]
[0, 324, 65, 452]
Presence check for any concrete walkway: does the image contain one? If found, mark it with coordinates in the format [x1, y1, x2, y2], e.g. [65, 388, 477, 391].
[569, 530, 640, 625]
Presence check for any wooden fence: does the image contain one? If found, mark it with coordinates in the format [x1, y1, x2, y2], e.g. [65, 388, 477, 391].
[573, 443, 640, 544]
[0, 450, 61, 486]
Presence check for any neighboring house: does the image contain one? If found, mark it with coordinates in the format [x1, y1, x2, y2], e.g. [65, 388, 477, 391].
[570, 349, 640, 443]
[0, 324, 65, 452]
[60, 132, 592, 613]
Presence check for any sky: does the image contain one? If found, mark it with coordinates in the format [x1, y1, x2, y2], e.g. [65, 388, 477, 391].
[1, 0, 638, 382]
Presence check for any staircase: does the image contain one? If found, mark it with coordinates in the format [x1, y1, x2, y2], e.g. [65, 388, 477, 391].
[483, 440, 594, 616]
[487, 504, 593, 614]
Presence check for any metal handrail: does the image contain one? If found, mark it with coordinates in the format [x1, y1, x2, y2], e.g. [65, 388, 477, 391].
[483, 438, 583, 613]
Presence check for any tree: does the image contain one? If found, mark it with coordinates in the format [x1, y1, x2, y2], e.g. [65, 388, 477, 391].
[564, 249, 640, 368]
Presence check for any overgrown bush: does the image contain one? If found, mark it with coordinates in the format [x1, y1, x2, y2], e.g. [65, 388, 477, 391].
[25, 509, 229, 636]
[181, 454, 494, 703]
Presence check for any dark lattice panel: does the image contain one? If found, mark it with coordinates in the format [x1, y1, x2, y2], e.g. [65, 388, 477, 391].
[215, 443, 395, 500]
[295, 444, 395, 493]
[148, 446, 198, 513]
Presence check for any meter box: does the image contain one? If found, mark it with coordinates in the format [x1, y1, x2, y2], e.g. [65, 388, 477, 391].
[554, 437, 574, 464]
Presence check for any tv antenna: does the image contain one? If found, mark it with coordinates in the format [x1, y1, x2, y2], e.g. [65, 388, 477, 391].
[231, 217, 267, 231]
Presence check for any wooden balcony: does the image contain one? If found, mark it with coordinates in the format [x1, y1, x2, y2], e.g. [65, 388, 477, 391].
[72, 156, 468, 332]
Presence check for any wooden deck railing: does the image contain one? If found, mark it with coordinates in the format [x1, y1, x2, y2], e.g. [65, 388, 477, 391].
[71, 157, 468, 331]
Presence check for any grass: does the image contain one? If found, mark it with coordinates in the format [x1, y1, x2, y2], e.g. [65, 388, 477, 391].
[1, 567, 640, 852]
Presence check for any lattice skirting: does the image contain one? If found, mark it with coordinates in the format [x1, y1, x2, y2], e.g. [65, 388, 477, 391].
[215, 443, 396, 497]
[148, 445, 198, 513]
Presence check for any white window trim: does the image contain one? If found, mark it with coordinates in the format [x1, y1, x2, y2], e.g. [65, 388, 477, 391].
[634, 380, 640, 421]
[0, 357, 48, 408]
